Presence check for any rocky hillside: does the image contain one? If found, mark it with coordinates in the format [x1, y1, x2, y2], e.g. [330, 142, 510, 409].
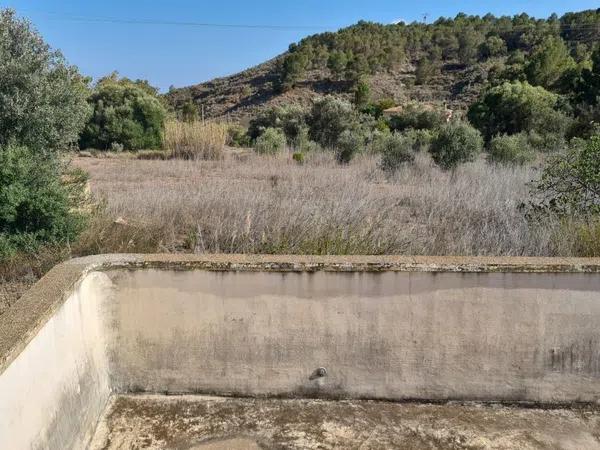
[165, 9, 600, 122]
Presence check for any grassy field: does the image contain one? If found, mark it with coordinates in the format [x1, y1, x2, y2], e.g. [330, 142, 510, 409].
[72, 151, 574, 258]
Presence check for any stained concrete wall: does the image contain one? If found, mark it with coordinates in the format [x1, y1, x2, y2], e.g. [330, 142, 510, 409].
[107, 269, 600, 403]
[0, 272, 112, 450]
[1, 255, 600, 450]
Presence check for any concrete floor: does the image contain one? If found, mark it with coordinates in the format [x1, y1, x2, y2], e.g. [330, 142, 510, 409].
[90, 395, 600, 450]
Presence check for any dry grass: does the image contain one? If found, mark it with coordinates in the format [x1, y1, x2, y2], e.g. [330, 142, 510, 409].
[72, 151, 577, 256]
[164, 120, 227, 160]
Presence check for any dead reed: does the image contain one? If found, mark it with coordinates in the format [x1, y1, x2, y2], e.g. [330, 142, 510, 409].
[163, 120, 227, 160]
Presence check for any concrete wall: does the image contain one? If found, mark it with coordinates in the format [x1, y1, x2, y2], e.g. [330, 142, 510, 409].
[107, 269, 600, 403]
[1, 255, 600, 449]
[0, 272, 112, 450]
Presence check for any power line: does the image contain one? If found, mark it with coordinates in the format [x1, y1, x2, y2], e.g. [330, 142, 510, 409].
[15, 9, 334, 31]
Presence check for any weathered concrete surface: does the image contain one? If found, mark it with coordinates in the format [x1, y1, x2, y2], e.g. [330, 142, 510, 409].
[0, 272, 113, 450]
[91, 394, 600, 450]
[107, 269, 600, 403]
[1, 254, 600, 450]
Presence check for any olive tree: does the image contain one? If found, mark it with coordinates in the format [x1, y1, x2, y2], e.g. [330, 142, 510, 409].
[0, 9, 91, 154]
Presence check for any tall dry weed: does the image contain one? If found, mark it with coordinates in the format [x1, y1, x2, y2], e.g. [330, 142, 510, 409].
[164, 120, 227, 160]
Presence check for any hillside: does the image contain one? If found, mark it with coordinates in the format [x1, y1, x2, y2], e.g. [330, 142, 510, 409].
[166, 9, 600, 122]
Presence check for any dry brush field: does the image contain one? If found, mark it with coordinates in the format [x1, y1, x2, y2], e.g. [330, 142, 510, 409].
[72, 151, 576, 258]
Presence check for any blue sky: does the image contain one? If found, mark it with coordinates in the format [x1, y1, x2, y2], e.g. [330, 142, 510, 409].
[5, 0, 599, 91]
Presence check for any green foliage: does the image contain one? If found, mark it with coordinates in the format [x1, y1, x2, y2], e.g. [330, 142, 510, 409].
[182, 100, 199, 123]
[468, 81, 568, 141]
[402, 128, 435, 152]
[292, 152, 305, 164]
[525, 36, 575, 88]
[353, 78, 371, 109]
[378, 133, 416, 173]
[389, 104, 447, 132]
[308, 97, 357, 148]
[248, 105, 307, 144]
[415, 57, 438, 85]
[335, 129, 365, 164]
[531, 135, 600, 216]
[487, 133, 535, 165]
[0, 9, 91, 154]
[0, 144, 85, 256]
[479, 35, 507, 60]
[80, 75, 166, 150]
[327, 50, 348, 80]
[457, 28, 483, 65]
[227, 124, 251, 147]
[429, 121, 483, 170]
[254, 127, 286, 155]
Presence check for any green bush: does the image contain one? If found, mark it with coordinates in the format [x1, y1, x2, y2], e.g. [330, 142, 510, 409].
[402, 128, 435, 153]
[429, 121, 483, 170]
[308, 96, 357, 148]
[0, 144, 85, 256]
[531, 135, 600, 216]
[388, 104, 447, 132]
[467, 81, 569, 142]
[227, 124, 251, 147]
[80, 75, 166, 150]
[292, 152, 305, 164]
[0, 10, 91, 153]
[488, 133, 535, 165]
[255, 127, 286, 155]
[335, 130, 365, 164]
[378, 133, 416, 173]
[248, 105, 307, 143]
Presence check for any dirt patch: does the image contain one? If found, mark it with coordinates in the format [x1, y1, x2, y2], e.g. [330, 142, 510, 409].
[91, 395, 600, 450]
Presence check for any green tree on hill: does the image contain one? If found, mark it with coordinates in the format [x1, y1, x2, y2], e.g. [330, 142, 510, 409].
[80, 75, 166, 150]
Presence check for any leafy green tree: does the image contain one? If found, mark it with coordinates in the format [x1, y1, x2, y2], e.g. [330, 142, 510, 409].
[0, 9, 91, 154]
[308, 97, 357, 148]
[479, 36, 507, 60]
[327, 51, 348, 80]
[468, 81, 566, 141]
[80, 76, 166, 150]
[429, 121, 483, 170]
[457, 29, 481, 65]
[279, 50, 309, 91]
[525, 36, 575, 88]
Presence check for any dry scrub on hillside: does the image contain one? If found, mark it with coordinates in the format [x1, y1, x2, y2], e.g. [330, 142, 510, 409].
[73, 152, 579, 256]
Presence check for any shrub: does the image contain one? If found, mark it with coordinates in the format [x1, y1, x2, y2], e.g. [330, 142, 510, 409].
[335, 130, 365, 164]
[248, 105, 307, 143]
[165, 120, 227, 160]
[429, 122, 483, 170]
[227, 124, 251, 147]
[308, 96, 357, 148]
[388, 104, 447, 132]
[0, 144, 85, 256]
[378, 133, 416, 173]
[80, 75, 166, 150]
[467, 81, 569, 142]
[479, 35, 507, 60]
[255, 127, 286, 155]
[0, 9, 91, 153]
[531, 135, 600, 216]
[292, 152, 305, 164]
[402, 128, 435, 153]
[488, 133, 535, 165]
